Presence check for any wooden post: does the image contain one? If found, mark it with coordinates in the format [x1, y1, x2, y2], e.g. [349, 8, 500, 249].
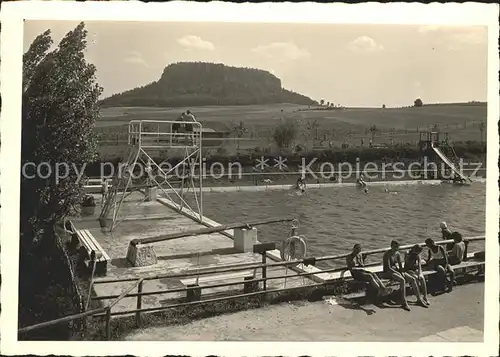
[253, 242, 276, 292]
[135, 280, 143, 327]
[262, 253, 267, 291]
[105, 308, 111, 340]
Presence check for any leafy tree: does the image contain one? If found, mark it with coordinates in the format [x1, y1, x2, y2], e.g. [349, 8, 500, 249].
[272, 118, 298, 149]
[414, 98, 423, 107]
[479, 120, 485, 142]
[21, 22, 102, 247]
[306, 119, 321, 141]
[320, 99, 325, 106]
[382, 104, 386, 109]
[231, 120, 247, 151]
[369, 125, 379, 142]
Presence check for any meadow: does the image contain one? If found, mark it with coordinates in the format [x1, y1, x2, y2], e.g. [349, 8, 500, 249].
[95, 103, 487, 159]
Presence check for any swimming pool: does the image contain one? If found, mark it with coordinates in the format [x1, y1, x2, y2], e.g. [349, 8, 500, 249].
[192, 183, 486, 268]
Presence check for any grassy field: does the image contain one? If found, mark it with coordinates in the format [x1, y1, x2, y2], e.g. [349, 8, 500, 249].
[96, 103, 487, 158]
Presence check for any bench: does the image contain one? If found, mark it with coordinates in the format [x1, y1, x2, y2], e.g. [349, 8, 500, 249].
[179, 269, 258, 302]
[338, 257, 485, 300]
[76, 229, 111, 276]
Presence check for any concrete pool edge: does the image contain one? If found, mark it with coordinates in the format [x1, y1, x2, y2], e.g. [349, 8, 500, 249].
[156, 197, 333, 283]
[85, 178, 486, 194]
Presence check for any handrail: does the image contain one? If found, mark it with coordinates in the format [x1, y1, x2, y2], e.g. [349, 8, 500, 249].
[18, 278, 145, 337]
[18, 236, 484, 337]
[18, 307, 107, 334]
[95, 236, 485, 284]
[107, 278, 144, 310]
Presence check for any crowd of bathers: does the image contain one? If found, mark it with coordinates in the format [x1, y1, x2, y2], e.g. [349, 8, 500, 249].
[345, 221, 466, 311]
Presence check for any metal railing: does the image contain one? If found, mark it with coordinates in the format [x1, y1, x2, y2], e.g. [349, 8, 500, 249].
[17, 236, 485, 339]
[128, 120, 203, 149]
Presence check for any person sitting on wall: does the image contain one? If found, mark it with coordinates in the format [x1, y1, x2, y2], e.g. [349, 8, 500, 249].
[440, 221, 454, 251]
[448, 231, 466, 265]
[425, 238, 454, 293]
[184, 110, 197, 144]
[172, 112, 184, 142]
[382, 240, 411, 311]
[346, 244, 388, 297]
[404, 244, 430, 306]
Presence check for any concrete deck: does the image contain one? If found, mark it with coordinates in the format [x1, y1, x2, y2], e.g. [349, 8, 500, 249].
[122, 282, 485, 341]
[72, 192, 314, 315]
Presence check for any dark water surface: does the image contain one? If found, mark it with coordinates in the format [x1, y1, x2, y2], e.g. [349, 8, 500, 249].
[192, 183, 486, 268]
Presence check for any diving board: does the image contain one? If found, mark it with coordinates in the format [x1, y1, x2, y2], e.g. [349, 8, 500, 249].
[431, 142, 472, 183]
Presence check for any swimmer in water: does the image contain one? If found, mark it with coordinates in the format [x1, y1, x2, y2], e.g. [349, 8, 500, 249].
[357, 174, 367, 188]
[296, 176, 306, 192]
[364, 188, 368, 193]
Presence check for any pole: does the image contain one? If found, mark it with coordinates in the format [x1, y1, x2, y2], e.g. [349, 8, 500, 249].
[135, 280, 143, 327]
[105, 308, 111, 340]
[262, 253, 267, 291]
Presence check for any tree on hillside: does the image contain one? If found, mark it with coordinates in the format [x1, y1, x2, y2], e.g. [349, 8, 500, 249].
[382, 104, 386, 109]
[21, 22, 102, 247]
[414, 98, 423, 107]
[273, 118, 298, 150]
[479, 120, 485, 143]
[307, 119, 320, 141]
[320, 99, 325, 106]
[231, 120, 247, 151]
[369, 125, 379, 142]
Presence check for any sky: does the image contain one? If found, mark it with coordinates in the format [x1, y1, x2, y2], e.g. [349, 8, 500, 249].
[23, 21, 488, 108]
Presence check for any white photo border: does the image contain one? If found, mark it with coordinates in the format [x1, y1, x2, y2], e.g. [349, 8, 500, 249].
[1, 1, 499, 356]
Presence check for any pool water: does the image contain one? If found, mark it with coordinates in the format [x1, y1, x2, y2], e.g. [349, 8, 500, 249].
[192, 183, 486, 269]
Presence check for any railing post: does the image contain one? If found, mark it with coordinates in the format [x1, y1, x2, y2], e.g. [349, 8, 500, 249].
[261, 253, 267, 291]
[253, 242, 276, 292]
[135, 280, 143, 327]
[105, 307, 111, 340]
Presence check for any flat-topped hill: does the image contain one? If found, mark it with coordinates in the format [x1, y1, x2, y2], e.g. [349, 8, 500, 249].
[100, 62, 317, 108]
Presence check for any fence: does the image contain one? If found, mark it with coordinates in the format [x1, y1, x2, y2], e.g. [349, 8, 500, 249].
[17, 236, 485, 340]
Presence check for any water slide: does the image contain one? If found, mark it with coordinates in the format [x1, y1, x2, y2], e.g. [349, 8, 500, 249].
[431, 142, 471, 183]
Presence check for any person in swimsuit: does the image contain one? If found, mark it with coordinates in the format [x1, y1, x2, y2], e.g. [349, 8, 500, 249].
[346, 244, 387, 296]
[100, 178, 108, 206]
[382, 240, 410, 311]
[404, 244, 430, 306]
[448, 231, 466, 265]
[357, 174, 367, 188]
[296, 177, 306, 192]
[440, 221, 454, 251]
[172, 112, 184, 141]
[425, 238, 454, 292]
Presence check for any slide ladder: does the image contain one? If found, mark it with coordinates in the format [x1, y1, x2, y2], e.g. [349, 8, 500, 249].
[99, 146, 139, 223]
[430, 142, 472, 183]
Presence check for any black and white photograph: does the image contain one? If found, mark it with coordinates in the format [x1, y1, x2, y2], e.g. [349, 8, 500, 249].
[1, 2, 498, 355]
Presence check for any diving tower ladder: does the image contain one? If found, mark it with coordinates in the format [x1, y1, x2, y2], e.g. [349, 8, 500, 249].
[99, 120, 204, 231]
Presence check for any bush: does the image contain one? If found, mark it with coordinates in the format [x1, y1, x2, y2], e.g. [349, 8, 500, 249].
[82, 195, 96, 207]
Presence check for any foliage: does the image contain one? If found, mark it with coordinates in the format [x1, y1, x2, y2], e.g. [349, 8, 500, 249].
[272, 118, 299, 149]
[21, 22, 102, 245]
[414, 98, 423, 107]
[100, 62, 318, 107]
[369, 125, 379, 140]
[82, 194, 96, 207]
